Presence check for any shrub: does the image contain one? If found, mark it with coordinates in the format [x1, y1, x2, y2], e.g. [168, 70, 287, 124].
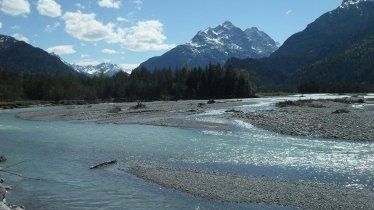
[197, 103, 205, 107]
[130, 101, 146, 110]
[332, 108, 350, 114]
[108, 106, 122, 113]
[207, 99, 216, 104]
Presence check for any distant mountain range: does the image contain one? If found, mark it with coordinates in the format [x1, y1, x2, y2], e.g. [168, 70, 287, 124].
[0, 35, 76, 75]
[227, 0, 374, 88]
[0, 34, 134, 77]
[139, 21, 278, 70]
[1, 0, 373, 91]
[70, 63, 125, 77]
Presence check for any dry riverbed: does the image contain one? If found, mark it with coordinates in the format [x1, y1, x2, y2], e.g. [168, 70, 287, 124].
[16, 100, 243, 130]
[129, 166, 374, 210]
[232, 97, 374, 141]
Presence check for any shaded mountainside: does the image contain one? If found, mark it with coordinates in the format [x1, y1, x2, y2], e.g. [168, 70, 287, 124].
[227, 0, 374, 89]
[140, 21, 278, 71]
[0, 35, 76, 75]
[295, 35, 374, 84]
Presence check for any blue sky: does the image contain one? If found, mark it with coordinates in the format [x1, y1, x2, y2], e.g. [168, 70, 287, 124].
[0, 0, 342, 70]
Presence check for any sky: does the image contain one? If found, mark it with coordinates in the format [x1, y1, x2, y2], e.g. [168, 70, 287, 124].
[0, 0, 342, 70]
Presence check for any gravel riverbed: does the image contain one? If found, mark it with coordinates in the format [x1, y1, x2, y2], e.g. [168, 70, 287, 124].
[233, 98, 374, 141]
[129, 166, 374, 210]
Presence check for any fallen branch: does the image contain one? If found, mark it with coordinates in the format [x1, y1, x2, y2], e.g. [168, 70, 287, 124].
[3, 160, 28, 170]
[90, 160, 117, 169]
[0, 169, 42, 181]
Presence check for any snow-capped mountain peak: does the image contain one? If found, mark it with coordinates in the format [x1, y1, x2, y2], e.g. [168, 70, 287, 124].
[71, 62, 126, 77]
[0, 35, 18, 50]
[221, 21, 235, 29]
[340, 0, 373, 8]
[139, 21, 278, 71]
[187, 21, 278, 57]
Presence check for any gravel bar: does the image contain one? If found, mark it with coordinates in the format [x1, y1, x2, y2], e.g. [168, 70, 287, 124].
[129, 166, 374, 210]
[234, 99, 374, 141]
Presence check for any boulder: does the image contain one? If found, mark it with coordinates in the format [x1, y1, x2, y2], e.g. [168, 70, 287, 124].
[0, 156, 6, 163]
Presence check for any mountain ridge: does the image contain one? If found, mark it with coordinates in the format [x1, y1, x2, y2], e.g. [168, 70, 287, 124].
[0, 35, 76, 75]
[139, 21, 278, 71]
[227, 0, 374, 89]
[71, 63, 126, 77]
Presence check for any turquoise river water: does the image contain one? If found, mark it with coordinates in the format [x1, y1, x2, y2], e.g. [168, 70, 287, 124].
[0, 95, 373, 209]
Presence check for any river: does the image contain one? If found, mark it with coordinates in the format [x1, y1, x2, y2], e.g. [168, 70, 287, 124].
[0, 94, 373, 209]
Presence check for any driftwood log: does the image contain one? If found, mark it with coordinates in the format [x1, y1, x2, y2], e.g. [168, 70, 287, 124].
[90, 160, 117, 169]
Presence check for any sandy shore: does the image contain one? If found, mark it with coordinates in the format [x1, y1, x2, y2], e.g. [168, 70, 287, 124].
[129, 166, 374, 210]
[232, 98, 374, 141]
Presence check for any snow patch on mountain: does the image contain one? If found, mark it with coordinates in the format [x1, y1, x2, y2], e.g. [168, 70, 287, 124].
[71, 63, 126, 76]
[340, 0, 374, 8]
[139, 21, 278, 70]
[184, 21, 278, 58]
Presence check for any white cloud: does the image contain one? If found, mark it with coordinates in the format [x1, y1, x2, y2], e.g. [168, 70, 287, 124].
[12, 33, 29, 43]
[285, 10, 292, 15]
[81, 54, 89, 58]
[102, 48, 116, 54]
[98, 0, 120, 9]
[45, 22, 60, 32]
[117, 17, 128, 22]
[47, 45, 76, 55]
[0, 22, 2, 29]
[132, 0, 142, 10]
[37, 0, 61, 17]
[119, 64, 139, 73]
[62, 11, 174, 52]
[62, 10, 120, 43]
[123, 20, 175, 52]
[0, 0, 30, 16]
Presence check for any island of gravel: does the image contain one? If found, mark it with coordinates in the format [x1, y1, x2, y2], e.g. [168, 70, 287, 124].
[232, 97, 374, 141]
[129, 166, 374, 210]
[16, 100, 246, 131]
[17, 97, 374, 142]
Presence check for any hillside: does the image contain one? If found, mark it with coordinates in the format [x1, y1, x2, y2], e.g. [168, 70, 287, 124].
[0, 35, 76, 75]
[227, 0, 374, 89]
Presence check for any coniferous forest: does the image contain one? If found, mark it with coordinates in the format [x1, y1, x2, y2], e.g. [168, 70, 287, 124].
[0, 64, 256, 102]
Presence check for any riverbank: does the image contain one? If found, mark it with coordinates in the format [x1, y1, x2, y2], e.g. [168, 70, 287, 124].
[15, 96, 374, 141]
[0, 156, 24, 210]
[129, 166, 374, 210]
[16, 99, 245, 130]
[232, 97, 374, 141]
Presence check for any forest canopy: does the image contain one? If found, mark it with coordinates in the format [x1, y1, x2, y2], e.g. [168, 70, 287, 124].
[0, 64, 256, 102]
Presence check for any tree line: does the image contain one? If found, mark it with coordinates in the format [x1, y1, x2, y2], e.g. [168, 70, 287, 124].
[0, 64, 256, 102]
